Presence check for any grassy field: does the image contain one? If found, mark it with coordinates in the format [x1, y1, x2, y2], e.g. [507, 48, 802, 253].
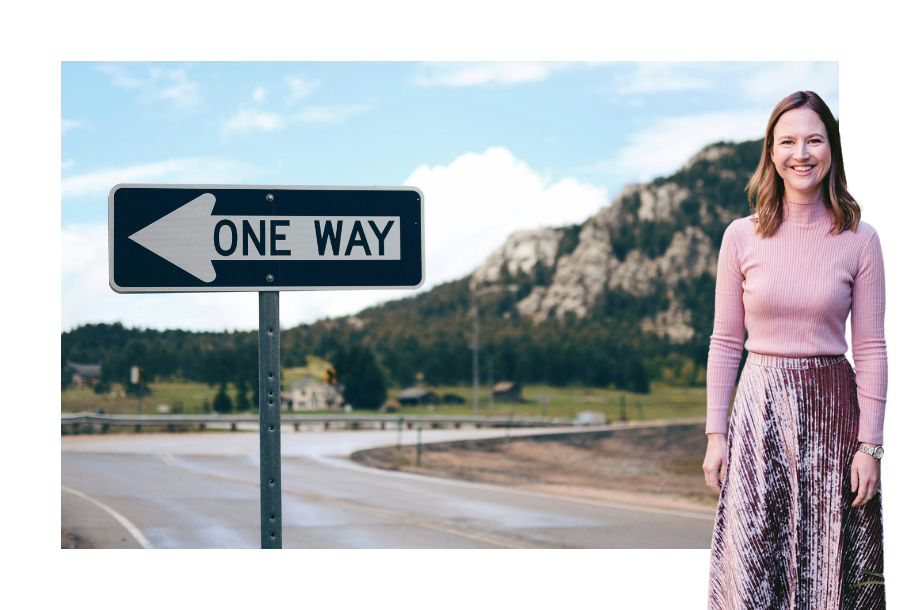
[385, 382, 706, 421]
[63, 366, 706, 422]
[61, 356, 337, 415]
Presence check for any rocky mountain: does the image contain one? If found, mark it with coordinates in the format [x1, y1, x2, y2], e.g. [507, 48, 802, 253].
[470, 139, 763, 345]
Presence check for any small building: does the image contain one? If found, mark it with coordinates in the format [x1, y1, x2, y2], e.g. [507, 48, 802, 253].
[285, 375, 343, 411]
[379, 398, 402, 413]
[491, 381, 523, 403]
[442, 393, 466, 405]
[67, 362, 102, 388]
[396, 387, 440, 407]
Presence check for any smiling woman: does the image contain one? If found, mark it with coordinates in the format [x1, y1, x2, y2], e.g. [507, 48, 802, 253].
[703, 91, 886, 609]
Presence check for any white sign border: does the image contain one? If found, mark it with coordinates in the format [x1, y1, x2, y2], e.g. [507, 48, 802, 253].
[108, 184, 425, 294]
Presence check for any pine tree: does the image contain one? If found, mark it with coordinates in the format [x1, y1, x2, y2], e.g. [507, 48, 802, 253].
[333, 345, 387, 410]
[213, 382, 233, 413]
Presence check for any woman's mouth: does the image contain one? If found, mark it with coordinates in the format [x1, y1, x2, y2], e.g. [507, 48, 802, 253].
[792, 165, 815, 176]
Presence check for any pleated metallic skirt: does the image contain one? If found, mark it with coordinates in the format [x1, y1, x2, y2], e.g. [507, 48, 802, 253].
[709, 353, 885, 610]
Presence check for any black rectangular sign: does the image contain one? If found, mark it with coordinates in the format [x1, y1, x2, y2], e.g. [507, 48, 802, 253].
[109, 185, 424, 292]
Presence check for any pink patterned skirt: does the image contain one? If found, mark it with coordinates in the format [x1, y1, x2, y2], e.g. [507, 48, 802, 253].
[708, 353, 885, 609]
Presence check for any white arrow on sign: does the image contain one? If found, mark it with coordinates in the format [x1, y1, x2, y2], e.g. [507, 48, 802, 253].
[128, 193, 401, 283]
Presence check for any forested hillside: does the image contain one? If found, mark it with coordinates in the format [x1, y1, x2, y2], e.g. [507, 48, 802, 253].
[63, 137, 763, 396]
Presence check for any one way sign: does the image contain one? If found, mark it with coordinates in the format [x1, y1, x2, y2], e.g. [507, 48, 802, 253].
[109, 185, 424, 292]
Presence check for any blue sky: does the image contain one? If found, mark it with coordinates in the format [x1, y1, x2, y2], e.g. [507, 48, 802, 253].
[62, 61, 839, 331]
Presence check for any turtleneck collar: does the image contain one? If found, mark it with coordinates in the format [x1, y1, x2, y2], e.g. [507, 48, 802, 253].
[783, 198, 831, 226]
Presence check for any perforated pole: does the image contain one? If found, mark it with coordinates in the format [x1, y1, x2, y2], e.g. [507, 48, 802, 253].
[259, 291, 282, 549]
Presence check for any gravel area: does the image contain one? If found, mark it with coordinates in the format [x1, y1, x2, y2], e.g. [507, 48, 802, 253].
[351, 422, 719, 513]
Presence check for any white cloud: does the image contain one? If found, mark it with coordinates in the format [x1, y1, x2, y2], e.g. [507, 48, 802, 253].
[405, 147, 607, 289]
[96, 63, 201, 108]
[61, 222, 264, 331]
[608, 62, 838, 110]
[96, 64, 143, 89]
[252, 86, 267, 103]
[285, 76, 319, 104]
[600, 109, 771, 182]
[413, 62, 571, 87]
[738, 62, 839, 107]
[614, 62, 713, 94]
[61, 159, 75, 171]
[61, 156, 272, 199]
[221, 104, 372, 138]
[61, 148, 608, 332]
[61, 223, 107, 276]
[293, 104, 371, 124]
[61, 119, 85, 135]
[154, 68, 201, 107]
[222, 108, 286, 137]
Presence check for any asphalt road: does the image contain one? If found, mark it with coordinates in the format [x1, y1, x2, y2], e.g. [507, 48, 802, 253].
[61, 425, 715, 549]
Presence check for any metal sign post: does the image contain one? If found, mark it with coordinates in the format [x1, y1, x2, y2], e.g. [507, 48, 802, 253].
[258, 291, 282, 548]
[109, 184, 424, 548]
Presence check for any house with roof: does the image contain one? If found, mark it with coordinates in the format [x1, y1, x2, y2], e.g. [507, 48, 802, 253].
[491, 381, 523, 403]
[284, 375, 343, 411]
[67, 362, 102, 388]
[396, 387, 440, 407]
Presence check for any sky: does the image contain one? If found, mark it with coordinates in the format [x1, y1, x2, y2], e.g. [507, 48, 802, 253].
[62, 61, 839, 332]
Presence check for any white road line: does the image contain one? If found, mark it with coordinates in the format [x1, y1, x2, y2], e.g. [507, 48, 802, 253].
[61, 485, 154, 549]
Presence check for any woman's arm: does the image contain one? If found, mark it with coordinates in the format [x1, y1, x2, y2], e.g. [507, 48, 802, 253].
[849, 228, 886, 507]
[706, 222, 746, 437]
[851, 228, 887, 446]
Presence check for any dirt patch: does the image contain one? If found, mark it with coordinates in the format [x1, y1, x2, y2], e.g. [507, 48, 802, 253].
[62, 528, 92, 549]
[351, 423, 719, 513]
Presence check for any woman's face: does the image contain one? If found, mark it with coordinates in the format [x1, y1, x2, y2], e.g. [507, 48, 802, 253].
[770, 107, 832, 202]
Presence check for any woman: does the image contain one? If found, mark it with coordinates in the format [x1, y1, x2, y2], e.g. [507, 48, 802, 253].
[703, 91, 886, 609]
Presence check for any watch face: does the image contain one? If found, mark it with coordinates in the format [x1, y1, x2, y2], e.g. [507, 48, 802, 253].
[874, 446, 884, 459]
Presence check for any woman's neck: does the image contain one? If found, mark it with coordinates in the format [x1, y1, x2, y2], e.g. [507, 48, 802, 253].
[783, 197, 830, 225]
[782, 185, 824, 204]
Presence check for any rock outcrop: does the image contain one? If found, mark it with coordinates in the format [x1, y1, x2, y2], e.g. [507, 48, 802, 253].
[471, 142, 750, 344]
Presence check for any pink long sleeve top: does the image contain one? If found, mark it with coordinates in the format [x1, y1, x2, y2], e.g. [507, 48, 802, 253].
[706, 199, 887, 445]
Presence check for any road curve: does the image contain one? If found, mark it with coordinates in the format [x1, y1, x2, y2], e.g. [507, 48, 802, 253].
[62, 423, 714, 549]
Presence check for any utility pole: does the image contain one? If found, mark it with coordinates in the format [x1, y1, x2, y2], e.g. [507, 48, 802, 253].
[472, 294, 480, 416]
[470, 284, 517, 417]
[487, 355, 494, 416]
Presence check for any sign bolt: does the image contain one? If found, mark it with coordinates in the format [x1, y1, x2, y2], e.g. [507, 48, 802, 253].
[266, 274, 274, 282]
[266, 194, 274, 202]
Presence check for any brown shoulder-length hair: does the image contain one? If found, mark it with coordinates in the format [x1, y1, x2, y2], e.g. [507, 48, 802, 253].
[746, 91, 860, 238]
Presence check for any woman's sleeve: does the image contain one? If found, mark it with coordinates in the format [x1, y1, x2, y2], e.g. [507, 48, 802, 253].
[851, 229, 887, 445]
[706, 222, 746, 435]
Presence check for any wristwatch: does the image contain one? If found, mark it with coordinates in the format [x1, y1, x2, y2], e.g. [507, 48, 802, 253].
[858, 443, 884, 461]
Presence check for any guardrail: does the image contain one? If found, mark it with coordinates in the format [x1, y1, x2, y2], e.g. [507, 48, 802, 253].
[61, 412, 582, 433]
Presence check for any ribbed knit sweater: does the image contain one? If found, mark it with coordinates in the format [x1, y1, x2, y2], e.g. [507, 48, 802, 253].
[706, 199, 887, 444]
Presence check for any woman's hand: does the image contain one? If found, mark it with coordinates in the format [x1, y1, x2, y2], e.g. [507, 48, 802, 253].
[850, 444, 881, 508]
[703, 433, 728, 494]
